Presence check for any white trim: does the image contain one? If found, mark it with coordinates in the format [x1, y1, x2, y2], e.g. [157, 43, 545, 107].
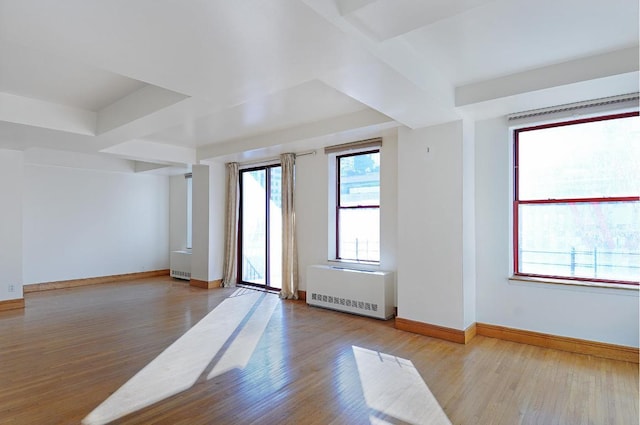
[507, 93, 639, 127]
[509, 275, 639, 293]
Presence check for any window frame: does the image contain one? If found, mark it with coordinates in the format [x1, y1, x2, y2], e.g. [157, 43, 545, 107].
[185, 173, 192, 250]
[513, 111, 639, 286]
[335, 149, 381, 263]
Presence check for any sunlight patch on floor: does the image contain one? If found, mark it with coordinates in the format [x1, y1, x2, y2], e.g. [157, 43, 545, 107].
[82, 289, 276, 425]
[352, 346, 452, 425]
[207, 291, 279, 378]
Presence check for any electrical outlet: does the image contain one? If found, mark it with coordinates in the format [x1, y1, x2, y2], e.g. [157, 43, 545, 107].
[8, 284, 15, 293]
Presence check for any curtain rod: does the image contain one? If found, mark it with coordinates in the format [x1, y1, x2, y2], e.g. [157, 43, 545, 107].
[237, 150, 316, 167]
[324, 137, 382, 154]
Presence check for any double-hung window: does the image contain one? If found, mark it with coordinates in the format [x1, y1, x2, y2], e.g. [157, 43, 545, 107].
[336, 150, 380, 262]
[514, 112, 639, 285]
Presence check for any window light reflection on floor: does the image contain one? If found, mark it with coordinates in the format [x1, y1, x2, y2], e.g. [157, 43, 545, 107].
[352, 346, 452, 425]
[82, 289, 277, 425]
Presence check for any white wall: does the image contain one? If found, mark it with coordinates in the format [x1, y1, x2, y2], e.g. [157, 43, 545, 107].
[296, 150, 329, 284]
[0, 150, 24, 301]
[397, 122, 467, 330]
[23, 164, 169, 284]
[296, 129, 398, 294]
[475, 116, 639, 347]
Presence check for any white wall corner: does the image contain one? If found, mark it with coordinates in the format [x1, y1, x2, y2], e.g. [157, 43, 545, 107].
[0, 150, 24, 300]
[190, 163, 225, 282]
[462, 118, 477, 328]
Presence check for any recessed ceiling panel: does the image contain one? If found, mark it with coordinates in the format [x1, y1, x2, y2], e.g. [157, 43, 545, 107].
[403, 0, 639, 86]
[0, 42, 146, 111]
[343, 0, 494, 40]
[143, 80, 369, 147]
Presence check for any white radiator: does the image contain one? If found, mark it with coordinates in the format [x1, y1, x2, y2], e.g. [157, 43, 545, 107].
[170, 250, 191, 280]
[306, 265, 395, 320]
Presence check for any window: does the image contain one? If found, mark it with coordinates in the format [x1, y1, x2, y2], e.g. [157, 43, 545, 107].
[336, 150, 380, 262]
[186, 174, 192, 250]
[514, 112, 639, 285]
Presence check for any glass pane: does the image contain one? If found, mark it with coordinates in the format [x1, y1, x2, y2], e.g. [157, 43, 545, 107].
[338, 208, 380, 262]
[518, 115, 640, 200]
[518, 201, 640, 282]
[242, 170, 266, 284]
[339, 152, 380, 207]
[269, 167, 282, 289]
[186, 177, 192, 250]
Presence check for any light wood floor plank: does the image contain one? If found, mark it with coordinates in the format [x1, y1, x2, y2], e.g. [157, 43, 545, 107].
[0, 277, 637, 424]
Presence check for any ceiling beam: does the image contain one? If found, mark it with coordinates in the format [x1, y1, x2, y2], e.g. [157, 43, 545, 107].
[101, 139, 196, 165]
[97, 85, 189, 134]
[455, 47, 640, 107]
[0, 92, 96, 136]
[197, 108, 396, 162]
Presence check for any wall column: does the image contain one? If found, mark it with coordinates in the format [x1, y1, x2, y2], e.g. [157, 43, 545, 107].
[395, 120, 476, 342]
[462, 118, 477, 331]
[0, 150, 24, 310]
[191, 163, 225, 288]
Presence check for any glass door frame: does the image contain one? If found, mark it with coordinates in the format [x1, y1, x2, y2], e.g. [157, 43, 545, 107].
[237, 163, 282, 291]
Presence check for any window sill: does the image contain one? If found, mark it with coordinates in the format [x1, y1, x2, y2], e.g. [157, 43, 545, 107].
[509, 275, 639, 291]
[328, 259, 380, 270]
[172, 249, 192, 255]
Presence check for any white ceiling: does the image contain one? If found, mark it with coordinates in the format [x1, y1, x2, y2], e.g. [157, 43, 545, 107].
[0, 0, 637, 172]
[142, 80, 369, 148]
[0, 43, 148, 111]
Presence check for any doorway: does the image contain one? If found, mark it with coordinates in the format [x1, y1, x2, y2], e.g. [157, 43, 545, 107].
[238, 165, 282, 290]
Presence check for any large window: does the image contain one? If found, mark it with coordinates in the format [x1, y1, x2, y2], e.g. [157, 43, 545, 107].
[336, 150, 380, 262]
[514, 112, 639, 285]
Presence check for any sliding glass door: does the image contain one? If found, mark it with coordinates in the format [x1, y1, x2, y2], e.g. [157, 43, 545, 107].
[239, 165, 282, 289]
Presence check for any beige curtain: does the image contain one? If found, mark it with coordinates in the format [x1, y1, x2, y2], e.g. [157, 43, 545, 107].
[280, 153, 299, 299]
[222, 162, 239, 287]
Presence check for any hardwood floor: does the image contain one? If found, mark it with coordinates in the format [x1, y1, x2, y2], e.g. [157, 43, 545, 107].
[0, 276, 637, 424]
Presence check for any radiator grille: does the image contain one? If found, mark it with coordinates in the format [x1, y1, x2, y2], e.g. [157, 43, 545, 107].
[310, 292, 378, 313]
[171, 270, 191, 280]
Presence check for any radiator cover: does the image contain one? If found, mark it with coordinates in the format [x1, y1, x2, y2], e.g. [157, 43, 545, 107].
[170, 250, 191, 280]
[306, 265, 395, 320]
